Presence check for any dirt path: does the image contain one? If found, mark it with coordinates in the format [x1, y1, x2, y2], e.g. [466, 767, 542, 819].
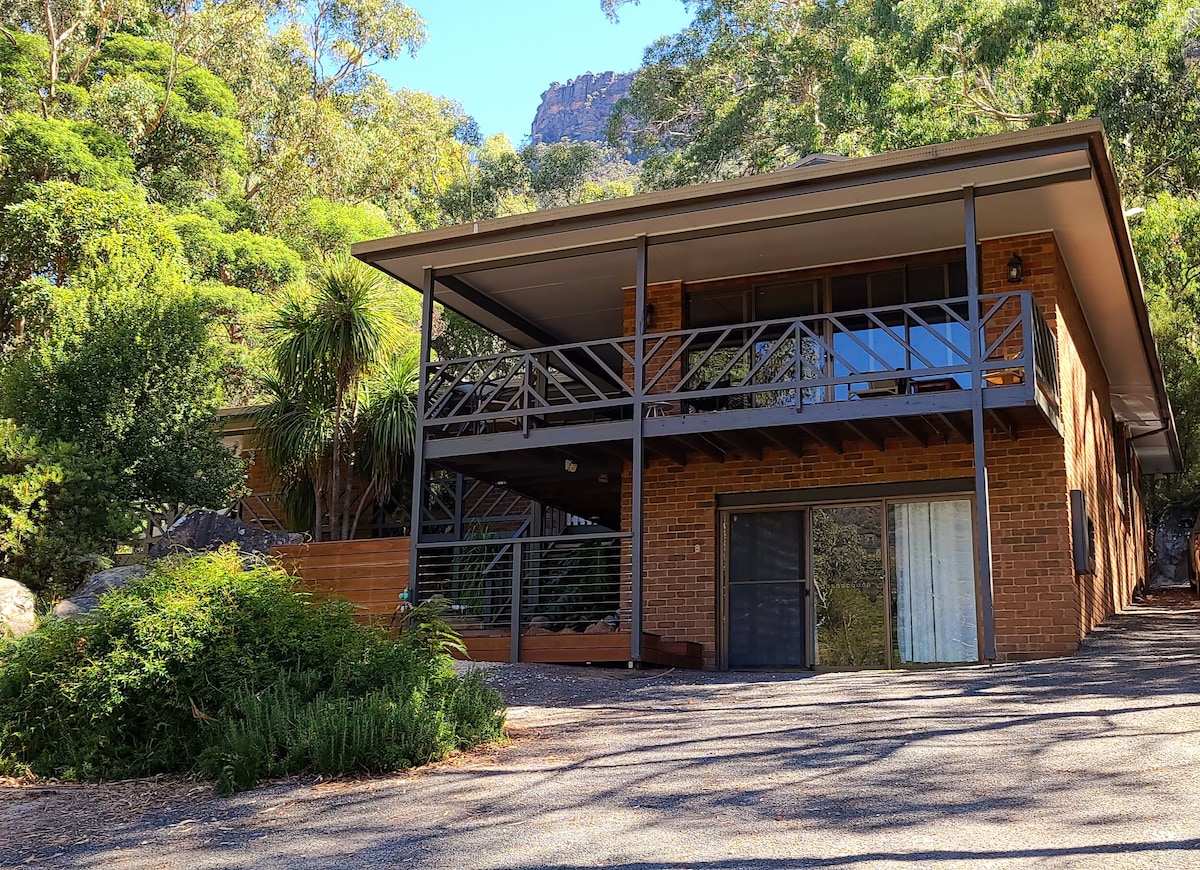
[5, 598, 1200, 869]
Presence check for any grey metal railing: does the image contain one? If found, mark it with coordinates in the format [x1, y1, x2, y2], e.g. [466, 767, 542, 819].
[424, 336, 635, 436]
[422, 292, 1058, 432]
[414, 532, 631, 652]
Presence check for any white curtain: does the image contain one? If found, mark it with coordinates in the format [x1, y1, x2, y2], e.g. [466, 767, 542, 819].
[893, 499, 978, 663]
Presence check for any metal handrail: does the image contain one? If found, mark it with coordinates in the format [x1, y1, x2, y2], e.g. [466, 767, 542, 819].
[416, 530, 633, 550]
[422, 291, 1052, 428]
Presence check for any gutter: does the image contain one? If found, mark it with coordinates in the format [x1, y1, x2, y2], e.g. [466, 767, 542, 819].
[1085, 129, 1183, 471]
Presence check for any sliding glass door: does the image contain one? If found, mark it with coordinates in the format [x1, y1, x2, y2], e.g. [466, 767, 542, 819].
[811, 505, 887, 667]
[888, 499, 978, 663]
[722, 495, 980, 669]
[725, 510, 807, 668]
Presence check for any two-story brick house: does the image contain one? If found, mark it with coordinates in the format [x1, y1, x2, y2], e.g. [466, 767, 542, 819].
[353, 120, 1179, 670]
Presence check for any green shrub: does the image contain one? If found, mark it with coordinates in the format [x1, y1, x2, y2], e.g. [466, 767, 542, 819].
[0, 549, 505, 791]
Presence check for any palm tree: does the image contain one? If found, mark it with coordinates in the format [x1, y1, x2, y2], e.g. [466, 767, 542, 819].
[257, 257, 419, 541]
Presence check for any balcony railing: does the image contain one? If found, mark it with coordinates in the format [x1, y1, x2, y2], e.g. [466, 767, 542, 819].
[422, 291, 1059, 437]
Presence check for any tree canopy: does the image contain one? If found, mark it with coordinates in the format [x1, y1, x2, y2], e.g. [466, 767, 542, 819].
[605, 0, 1200, 506]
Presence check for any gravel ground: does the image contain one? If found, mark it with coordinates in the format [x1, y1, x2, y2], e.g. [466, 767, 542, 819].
[5, 595, 1200, 870]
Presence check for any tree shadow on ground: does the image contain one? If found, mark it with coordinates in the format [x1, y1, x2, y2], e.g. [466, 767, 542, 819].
[19, 603, 1200, 870]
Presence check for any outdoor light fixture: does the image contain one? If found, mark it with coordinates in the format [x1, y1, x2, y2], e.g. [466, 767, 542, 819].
[564, 458, 578, 473]
[643, 302, 655, 330]
[1007, 254, 1023, 284]
[496, 479, 508, 486]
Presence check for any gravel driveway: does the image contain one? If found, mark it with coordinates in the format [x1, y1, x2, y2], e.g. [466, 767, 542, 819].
[5, 597, 1200, 869]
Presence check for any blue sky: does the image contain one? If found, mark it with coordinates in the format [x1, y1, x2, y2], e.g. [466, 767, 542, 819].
[377, 1, 693, 143]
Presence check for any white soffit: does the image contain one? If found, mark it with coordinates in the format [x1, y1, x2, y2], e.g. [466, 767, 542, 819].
[359, 123, 1177, 469]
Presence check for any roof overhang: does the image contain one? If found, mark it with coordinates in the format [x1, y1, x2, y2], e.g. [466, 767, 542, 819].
[354, 120, 1180, 473]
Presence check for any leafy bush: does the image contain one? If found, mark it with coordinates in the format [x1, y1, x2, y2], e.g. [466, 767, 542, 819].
[0, 420, 136, 597]
[0, 549, 505, 792]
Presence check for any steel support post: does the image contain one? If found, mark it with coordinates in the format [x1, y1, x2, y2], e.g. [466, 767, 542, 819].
[631, 235, 648, 663]
[965, 187, 998, 661]
[510, 541, 523, 664]
[407, 267, 436, 601]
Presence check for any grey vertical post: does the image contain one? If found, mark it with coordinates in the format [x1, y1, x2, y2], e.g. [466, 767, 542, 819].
[631, 235, 648, 663]
[964, 187, 997, 661]
[408, 267, 436, 600]
[510, 541, 523, 663]
[453, 473, 465, 542]
[528, 499, 543, 607]
[1020, 291, 1036, 400]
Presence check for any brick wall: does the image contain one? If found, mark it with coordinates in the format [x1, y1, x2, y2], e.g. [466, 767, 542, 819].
[619, 232, 1147, 668]
[984, 233, 1146, 642]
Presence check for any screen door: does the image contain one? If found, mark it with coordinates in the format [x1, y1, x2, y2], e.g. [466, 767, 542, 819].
[725, 509, 807, 668]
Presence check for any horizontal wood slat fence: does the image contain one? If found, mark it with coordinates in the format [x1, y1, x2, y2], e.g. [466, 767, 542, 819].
[272, 538, 409, 622]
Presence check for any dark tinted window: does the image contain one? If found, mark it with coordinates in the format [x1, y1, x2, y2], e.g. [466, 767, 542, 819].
[688, 288, 744, 328]
[755, 280, 820, 321]
[908, 265, 947, 302]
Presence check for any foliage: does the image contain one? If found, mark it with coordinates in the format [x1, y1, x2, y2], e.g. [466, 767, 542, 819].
[282, 196, 393, 263]
[0, 420, 136, 596]
[0, 113, 133, 204]
[0, 181, 184, 341]
[256, 257, 418, 540]
[1135, 193, 1200, 508]
[811, 508, 887, 667]
[1, 285, 247, 514]
[438, 136, 637, 224]
[610, 0, 1200, 197]
[171, 213, 304, 294]
[0, 548, 505, 790]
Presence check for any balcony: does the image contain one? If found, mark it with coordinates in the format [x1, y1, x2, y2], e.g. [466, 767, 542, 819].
[421, 291, 1060, 455]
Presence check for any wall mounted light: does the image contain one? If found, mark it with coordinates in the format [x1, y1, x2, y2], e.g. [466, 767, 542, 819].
[564, 458, 578, 473]
[643, 303, 655, 331]
[1007, 254, 1024, 284]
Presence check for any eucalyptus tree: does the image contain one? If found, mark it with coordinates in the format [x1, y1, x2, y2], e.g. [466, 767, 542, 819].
[608, 0, 1200, 196]
[257, 256, 418, 540]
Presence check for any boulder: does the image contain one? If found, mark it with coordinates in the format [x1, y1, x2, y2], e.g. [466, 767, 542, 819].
[52, 565, 147, 619]
[0, 577, 37, 637]
[148, 510, 302, 560]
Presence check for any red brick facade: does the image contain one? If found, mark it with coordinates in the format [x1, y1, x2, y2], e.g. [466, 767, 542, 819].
[622, 233, 1147, 668]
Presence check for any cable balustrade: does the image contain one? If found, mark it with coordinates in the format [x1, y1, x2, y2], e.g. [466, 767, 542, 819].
[414, 532, 631, 641]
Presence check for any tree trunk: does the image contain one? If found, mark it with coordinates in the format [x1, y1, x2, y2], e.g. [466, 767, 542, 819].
[312, 472, 324, 543]
[330, 381, 344, 540]
[348, 481, 376, 540]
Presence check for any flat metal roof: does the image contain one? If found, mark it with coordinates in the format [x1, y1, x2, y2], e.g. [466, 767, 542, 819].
[354, 121, 1180, 473]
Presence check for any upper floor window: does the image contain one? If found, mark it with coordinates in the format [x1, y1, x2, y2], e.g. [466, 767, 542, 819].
[686, 258, 968, 329]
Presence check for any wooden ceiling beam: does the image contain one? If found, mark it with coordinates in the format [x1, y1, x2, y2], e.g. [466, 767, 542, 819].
[645, 438, 689, 467]
[936, 412, 973, 443]
[799, 424, 842, 456]
[680, 434, 727, 462]
[710, 431, 763, 461]
[988, 409, 1019, 441]
[890, 415, 928, 448]
[762, 427, 806, 458]
[843, 420, 886, 452]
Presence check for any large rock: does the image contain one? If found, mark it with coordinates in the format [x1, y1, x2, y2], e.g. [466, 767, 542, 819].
[530, 71, 635, 146]
[0, 577, 37, 637]
[147, 510, 302, 560]
[52, 565, 146, 619]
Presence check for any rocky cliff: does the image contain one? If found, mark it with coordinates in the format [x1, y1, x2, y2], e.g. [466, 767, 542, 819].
[530, 71, 634, 146]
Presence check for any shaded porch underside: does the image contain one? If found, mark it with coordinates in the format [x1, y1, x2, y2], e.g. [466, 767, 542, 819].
[430, 403, 1054, 531]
